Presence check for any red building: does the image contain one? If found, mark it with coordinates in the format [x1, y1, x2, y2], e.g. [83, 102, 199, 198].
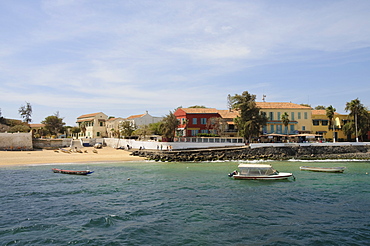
[174, 108, 221, 137]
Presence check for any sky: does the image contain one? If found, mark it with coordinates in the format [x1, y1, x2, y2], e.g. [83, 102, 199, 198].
[1, 0, 370, 126]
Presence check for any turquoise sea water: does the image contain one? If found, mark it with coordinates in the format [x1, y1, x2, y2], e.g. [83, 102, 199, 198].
[0, 160, 369, 245]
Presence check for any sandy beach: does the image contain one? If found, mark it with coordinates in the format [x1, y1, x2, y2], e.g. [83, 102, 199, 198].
[0, 147, 145, 166]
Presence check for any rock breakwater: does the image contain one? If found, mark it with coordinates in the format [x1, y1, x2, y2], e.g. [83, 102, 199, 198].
[131, 145, 370, 162]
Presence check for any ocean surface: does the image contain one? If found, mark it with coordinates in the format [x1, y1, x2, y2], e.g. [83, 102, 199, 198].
[0, 160, 369, 245]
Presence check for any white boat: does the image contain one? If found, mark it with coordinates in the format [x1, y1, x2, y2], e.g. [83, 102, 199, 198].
[228, 164, 294, 180]
[300, 166, 346, 173]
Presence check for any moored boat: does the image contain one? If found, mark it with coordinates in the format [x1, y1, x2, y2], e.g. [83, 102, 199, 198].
[52, 168, 94, 175]
[228, 164, 294, 180]
[300, 166, 346, 173]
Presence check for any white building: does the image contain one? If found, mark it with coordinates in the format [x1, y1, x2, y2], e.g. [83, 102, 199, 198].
[126, 111, 163, 128]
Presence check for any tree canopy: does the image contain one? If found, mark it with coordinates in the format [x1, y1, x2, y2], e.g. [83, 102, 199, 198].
[344, 98, 370, 141]
[229, 91, 267, 142]
[159, 111, 179, 141]
[18, 102, 32, 123]
[41, 112, 66, 136]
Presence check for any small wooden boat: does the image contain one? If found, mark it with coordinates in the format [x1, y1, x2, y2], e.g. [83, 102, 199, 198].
[228, 164, 294, 180]
[299, 166, 346, 173]
[52, 168, 94, 175]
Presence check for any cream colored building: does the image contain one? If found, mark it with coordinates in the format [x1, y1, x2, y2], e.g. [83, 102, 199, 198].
[106, 117, 126, 138]
[76, 112, 108, 138]
[256, 102, 312, 135]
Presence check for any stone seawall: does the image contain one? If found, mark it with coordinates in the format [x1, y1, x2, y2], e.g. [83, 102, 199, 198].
[131, 145, 370, 162]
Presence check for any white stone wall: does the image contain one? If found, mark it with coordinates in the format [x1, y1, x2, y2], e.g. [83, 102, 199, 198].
[104, 138, 245, 150]
[0, 132, 33, 150]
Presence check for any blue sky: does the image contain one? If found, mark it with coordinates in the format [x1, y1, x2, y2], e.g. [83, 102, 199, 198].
[1, 0, 370, 126]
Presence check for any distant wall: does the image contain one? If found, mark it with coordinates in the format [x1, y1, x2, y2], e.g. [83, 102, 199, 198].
[0, 132, 33, 150]
[33, 138, 72, 149]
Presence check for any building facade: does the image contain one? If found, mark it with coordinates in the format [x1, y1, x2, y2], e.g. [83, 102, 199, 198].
[256, 102, 312, 135]
[126, 111, 163, 128]
[174, 108, 221, 137]
[311, 110, 350, 142]
[76, 112, 108, 138]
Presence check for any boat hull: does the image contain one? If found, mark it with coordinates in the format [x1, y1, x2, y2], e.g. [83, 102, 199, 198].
[232, 172, 293, 180]
[300, 166, 346, 173]
[52, 168, 94, 175]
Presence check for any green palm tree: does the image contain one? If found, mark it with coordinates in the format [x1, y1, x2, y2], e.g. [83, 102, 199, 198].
[326, 105, 336, 142]
[159, 111, 179, 141]
[281, 112, 290, 135]
[345, 99, 362, 142]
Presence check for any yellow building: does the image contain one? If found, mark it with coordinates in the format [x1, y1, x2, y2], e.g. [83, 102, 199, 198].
[311, 110, 350, 142]
[256, 102, 312, 136]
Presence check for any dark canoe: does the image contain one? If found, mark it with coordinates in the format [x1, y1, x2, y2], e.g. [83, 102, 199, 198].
[52, 168, 94, 175]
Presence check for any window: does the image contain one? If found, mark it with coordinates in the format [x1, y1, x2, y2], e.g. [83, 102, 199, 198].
[100, 121, 104, 127]
[276, 125, 282, 134]
[313, 120, 320, 126]
[201, 118, 207, 124]
[270, 125, 274, 133]
[291, 112, 295, 121]
[192, 118, 197, 124]
[302, 126, 306, 131]
[298, 112, 301, 119]
[322, 120, 328, 126]
[201, 129, 208, 133]
[290, 125, 295, 133]
[97, 132, 100, 137]
[304, 112, 308, 119]
[191, 130, 198, 136]
[269, 112, 274, 120]
[277, 112, 281, 120]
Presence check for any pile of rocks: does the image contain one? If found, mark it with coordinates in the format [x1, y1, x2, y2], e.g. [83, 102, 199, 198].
[131, 145, 370, 162]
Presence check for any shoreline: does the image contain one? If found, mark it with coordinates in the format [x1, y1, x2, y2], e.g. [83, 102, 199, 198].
[0, 147, 145, 167]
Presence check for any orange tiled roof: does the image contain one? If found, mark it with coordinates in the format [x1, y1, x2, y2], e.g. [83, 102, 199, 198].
[29, 123, 45, 128]
[77, 112, 102, 119]
[256, 102, 312, 109]
[180, 108, 219, 114]
[127, 113, 146, 119]
[312, 110, 339, 115]
[217, 110, 239, 118]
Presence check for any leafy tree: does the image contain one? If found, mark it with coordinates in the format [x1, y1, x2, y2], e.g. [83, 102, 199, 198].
[344, 98, 369, 142]
[148, 122, 163, 135]
[229, 91, 268, 142]
[300, 104, 312, 109]
[326, 105, 336, 142]
[18, 102, 32, 123]
[206, 117, 227, 136]
[315, 105, 326, 110]
[134, 125, 152, 140]
[189, 105, 207, 108]
[159, 111, 179, 141]
[41, 112, 66, 136]
[120, 121, 137, 138]
[70, 126, 81, 137]
[281, 112, 290, 135]
[9, 124, 30, 133]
